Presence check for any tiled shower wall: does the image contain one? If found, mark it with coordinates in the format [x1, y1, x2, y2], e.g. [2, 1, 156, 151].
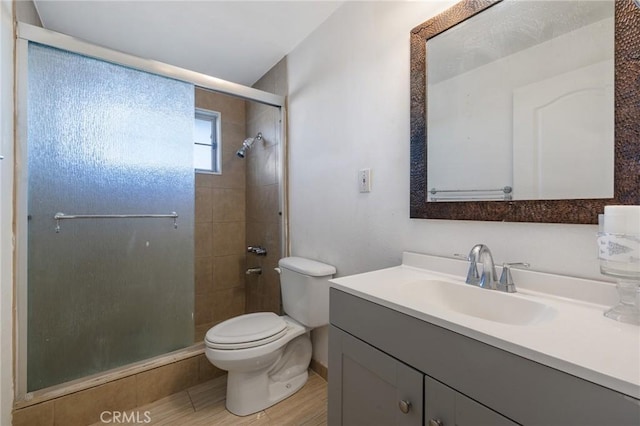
[194, 88, 247, 341]
[194, 58, 287, 333]
[245, 58, 288, 314]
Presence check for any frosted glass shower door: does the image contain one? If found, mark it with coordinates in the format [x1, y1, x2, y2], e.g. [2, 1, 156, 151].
[27, 43, 194, 391]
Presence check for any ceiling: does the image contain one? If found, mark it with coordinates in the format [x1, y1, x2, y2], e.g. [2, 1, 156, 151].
[33, 1, 344, 86]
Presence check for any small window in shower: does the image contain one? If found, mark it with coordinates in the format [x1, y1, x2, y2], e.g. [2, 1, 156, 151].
[194, 108, 220, 173]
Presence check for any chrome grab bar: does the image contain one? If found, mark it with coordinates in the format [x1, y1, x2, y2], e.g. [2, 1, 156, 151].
[53, 212, 178, 233]
[429, 186, 512, 201]
[429, 195, 509, 201]
[429, 186, 512, 194]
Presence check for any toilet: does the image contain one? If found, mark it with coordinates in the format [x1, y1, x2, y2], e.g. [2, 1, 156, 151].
[204, 256, 336, 416]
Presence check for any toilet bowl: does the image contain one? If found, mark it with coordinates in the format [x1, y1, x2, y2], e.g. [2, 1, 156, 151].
[205, 313, 310, 416]
[204, 256, 336, 416]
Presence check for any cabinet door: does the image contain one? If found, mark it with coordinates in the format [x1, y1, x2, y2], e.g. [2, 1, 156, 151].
[329, 326, 423, 426]
[425, 376, 519, 426]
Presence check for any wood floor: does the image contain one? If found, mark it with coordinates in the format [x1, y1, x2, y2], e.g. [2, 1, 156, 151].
[91, 370, 327, 425]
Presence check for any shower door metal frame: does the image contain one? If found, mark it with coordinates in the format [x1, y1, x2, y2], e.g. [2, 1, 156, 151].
[14, 22, 289, 402]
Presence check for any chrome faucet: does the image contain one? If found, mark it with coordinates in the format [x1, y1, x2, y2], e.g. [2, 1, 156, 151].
[465, 244, 529, 293]
[466, 244, 498, 290]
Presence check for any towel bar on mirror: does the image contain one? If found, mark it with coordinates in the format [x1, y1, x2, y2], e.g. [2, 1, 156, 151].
[429, 186, 512, 202]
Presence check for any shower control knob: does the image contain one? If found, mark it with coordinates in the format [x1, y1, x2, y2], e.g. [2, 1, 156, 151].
[428, 419, 444, 426]
[247, 246, 267, 256]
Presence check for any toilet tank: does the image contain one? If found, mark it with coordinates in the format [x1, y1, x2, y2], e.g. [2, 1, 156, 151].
[278, 257, 336, 328]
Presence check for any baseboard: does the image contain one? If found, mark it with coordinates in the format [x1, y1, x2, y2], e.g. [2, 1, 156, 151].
[309, 359, 328, 381]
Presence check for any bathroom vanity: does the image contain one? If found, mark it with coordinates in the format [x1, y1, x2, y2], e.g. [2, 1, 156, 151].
[328, 253, 640, 425]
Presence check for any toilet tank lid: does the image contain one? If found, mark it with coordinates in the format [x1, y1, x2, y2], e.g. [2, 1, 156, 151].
[279, 257, 336, 277]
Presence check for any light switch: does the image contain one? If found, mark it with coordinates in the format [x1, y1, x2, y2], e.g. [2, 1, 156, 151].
[359, 168, 371, 193]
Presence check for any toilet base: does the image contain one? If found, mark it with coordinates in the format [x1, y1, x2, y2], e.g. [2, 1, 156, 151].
[224, 333, 312, 416]
[226, 367, 308, 416]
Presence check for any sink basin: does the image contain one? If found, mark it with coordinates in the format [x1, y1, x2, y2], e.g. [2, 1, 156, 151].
[399, 280, 556, 325]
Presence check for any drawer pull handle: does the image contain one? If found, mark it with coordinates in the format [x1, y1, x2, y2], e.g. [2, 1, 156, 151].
[398, 400, 411, 414]
[429, 419, 444, 426]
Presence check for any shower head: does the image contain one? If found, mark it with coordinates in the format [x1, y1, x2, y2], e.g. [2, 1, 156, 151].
[236, 132, 263, 158]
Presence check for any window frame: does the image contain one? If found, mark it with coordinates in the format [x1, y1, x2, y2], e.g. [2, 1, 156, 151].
[194, 108, 221, 174]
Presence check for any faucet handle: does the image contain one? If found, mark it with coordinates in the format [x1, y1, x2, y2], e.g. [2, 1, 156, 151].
[497, 262, 530, 293]
[455, 253, 481, 285]
[503, 262, 530, 270]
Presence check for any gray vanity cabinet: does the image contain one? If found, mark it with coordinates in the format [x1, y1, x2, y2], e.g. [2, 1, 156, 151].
[329, 325, 423, 426]
[329, 288, 640, 426]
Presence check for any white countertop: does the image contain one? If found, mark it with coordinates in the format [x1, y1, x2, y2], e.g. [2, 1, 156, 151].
[330, 252, 640, 399]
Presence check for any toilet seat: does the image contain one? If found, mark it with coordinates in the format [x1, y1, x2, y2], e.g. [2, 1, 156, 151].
[205, 312, 288, 350]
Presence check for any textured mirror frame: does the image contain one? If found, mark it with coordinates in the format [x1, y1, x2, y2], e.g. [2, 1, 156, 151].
[410, 0, 640, 224]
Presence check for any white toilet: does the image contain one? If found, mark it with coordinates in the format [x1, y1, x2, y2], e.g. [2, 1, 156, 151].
[204, 256, 336, 416]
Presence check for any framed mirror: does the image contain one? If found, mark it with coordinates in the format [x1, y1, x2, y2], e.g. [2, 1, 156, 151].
[410, 0, 639, 223]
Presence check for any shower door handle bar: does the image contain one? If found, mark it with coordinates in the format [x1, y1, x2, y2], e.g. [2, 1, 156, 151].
[53, 212, 178, 233]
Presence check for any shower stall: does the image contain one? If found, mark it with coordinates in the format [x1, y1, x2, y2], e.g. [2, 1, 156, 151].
[14, 23, 288, 402]
[26, 43, 195, 391]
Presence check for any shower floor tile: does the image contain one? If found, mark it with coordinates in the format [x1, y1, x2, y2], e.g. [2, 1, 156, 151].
[90, 370, 327, 425]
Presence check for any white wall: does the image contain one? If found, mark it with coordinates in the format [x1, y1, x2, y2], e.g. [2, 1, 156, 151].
[0, 0, 14, 423]
[15, 0, 41, 26]
[286, 1, 606, 367]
